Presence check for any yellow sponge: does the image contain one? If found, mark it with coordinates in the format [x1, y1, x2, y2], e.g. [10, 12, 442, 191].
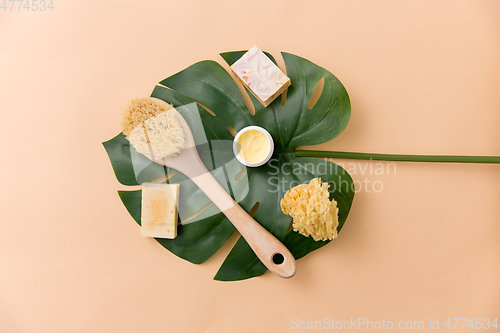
[280, 178, 339, 241]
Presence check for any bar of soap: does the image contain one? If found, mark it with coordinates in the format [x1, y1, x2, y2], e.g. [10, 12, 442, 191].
[141, 183, 180, 239]
[231, 45, 291, 107]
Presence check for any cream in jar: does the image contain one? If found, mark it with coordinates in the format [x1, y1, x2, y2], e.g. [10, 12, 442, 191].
[233, 126, 274, 167]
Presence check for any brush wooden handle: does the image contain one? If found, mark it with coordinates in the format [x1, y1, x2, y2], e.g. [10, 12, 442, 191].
[189, 170, 296, 278]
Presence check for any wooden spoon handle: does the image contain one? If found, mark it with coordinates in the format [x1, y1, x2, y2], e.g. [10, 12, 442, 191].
[190, 172, 296, 278]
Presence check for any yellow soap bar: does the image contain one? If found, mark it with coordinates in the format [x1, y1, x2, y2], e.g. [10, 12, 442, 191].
[231, 45, 291, 107]
[141, 183, 180, 239]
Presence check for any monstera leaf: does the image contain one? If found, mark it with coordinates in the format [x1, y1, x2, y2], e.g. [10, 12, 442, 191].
[103, 50, 355, 281]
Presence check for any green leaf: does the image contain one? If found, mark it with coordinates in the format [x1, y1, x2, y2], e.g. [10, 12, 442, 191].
[102, 133, 168, 186]
[159, 60, 252, 131]
[213, 237, 267, 281]
[103, 50, 354, 281]
[282, 156, 355, 260]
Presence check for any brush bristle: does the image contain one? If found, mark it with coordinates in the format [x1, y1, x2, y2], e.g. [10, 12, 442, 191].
[121, 97, 172, 137]
[121, 97, 185, 159]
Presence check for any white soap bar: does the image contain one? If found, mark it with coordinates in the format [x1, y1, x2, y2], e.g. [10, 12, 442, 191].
[231, 45, 291, 107]
[141, 183, 179, 239]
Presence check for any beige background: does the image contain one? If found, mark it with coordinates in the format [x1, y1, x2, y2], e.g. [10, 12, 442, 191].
[1, 1, 499, 332]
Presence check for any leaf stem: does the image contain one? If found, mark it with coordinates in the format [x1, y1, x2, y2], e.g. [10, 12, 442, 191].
[294, 150, 500, 164]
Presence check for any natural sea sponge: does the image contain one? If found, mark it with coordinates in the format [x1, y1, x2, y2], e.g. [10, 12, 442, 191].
[280, 178, 339, 241]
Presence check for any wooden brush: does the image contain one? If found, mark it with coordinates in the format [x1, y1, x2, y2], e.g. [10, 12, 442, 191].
[122, 97, 296, 278]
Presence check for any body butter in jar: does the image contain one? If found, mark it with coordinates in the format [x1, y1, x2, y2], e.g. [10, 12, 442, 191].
[233, 126, 274, 167]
